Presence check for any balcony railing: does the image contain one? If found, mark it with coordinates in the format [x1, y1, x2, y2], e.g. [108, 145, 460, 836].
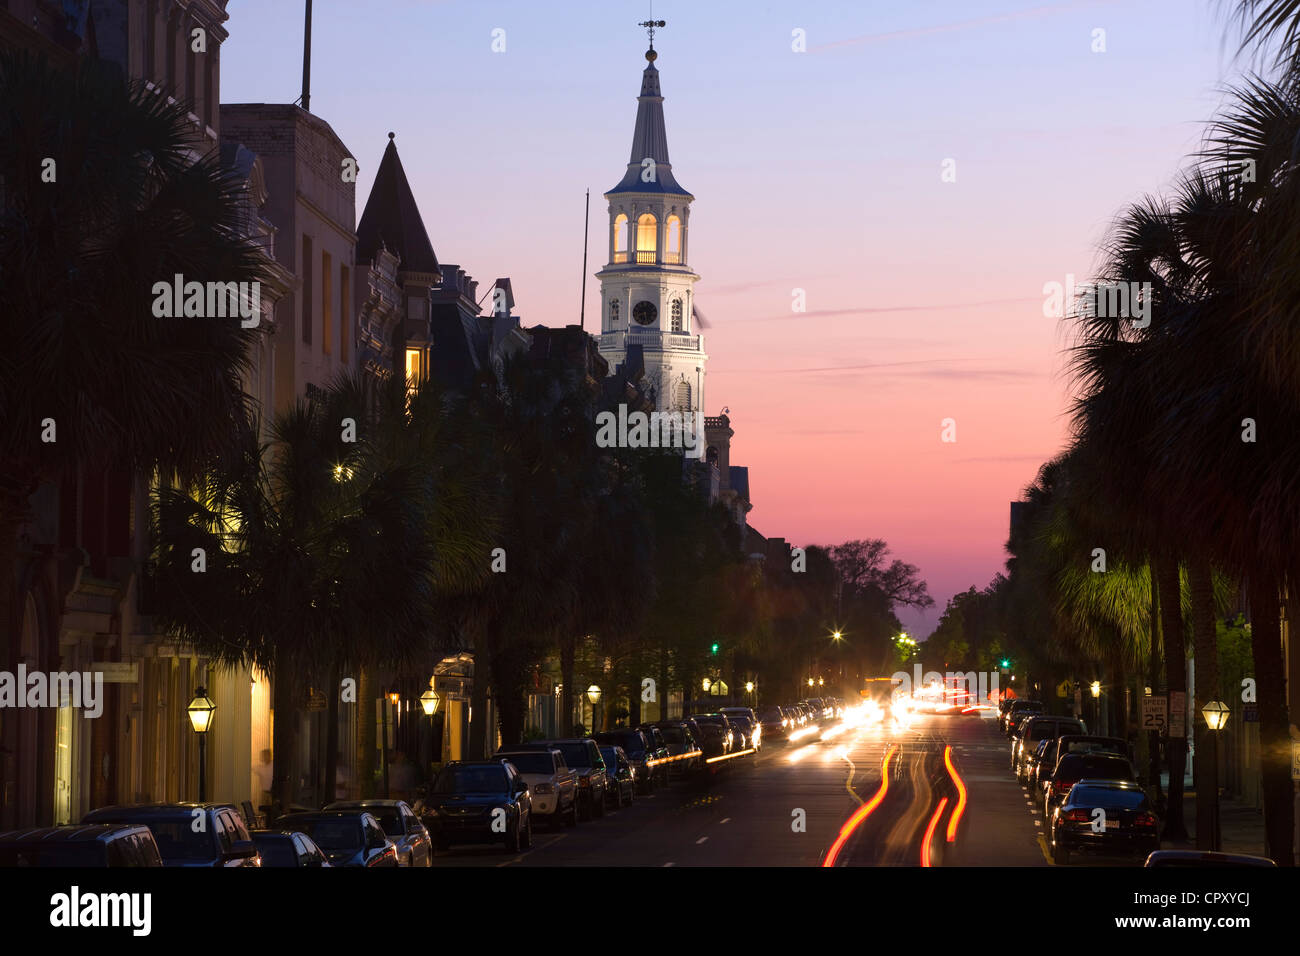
[599, 329, 702, 352]
[634, 249, 656, 263]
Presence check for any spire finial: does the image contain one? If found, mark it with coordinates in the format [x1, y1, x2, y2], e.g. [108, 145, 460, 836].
[638, 16, 666, 57]
[388, 131, 395, 141]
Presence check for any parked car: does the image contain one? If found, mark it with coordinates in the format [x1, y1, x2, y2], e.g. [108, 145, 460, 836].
[756, 705, 789, 742]
[651, 720, 703, 774]
[0, 824, 163, 867]
[691, 713, 736, 766]
[277, 810, 398, 866]
[250, 829, 332, 867]
[1014, 716, 1086, 781]
[600, 746, 637, 808]
[1025, 738, 1055, 792]
[495, 747, 578, 827]
[1144, 850, 1277, 867]
[595, 730, 655, 793]
[726, 715, 760, 753]
[324, 800, 431, 867]
[637, 724, 672, 786]
[1043, 752, 1139, 821]
[509, 739, 609, 819]
[424, 761, 534, 853]
[1055, 735, 1131, 760]
[1050, 780, 1158, 865]
[81, 803, 260, 867]
[1002, 699, 1045, 735]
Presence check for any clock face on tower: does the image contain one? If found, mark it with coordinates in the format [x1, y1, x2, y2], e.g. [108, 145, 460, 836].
[632, 300, 658, 326]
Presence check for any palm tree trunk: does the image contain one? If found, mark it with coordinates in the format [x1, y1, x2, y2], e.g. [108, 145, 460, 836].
[560, 636, 576, 736]
[1247, 573, 1295, 865]
[357, 667, 375, 798]
[1147, 562, 1163, 811]
[271, 645, 300, 817]
[1157, 553, 1188, 841]
[1189, 558, 1219, 850]
[467, 626, 491, 759]
[324, 657, 341, 806]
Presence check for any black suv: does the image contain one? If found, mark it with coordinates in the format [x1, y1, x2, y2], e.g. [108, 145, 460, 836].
[1050, 779, 1158, 865]
[424, 760, 534, 853]
[81, 803, 260, 867]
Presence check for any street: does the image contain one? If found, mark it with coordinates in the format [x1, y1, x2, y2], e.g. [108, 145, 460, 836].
[433, 713, 1051, 867]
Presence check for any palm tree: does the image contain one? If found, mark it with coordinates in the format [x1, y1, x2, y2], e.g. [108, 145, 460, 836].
[150, 372, 482, 811]
[0, 51, 269, 642]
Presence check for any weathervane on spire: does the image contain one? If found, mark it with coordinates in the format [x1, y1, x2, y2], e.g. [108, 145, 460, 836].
[638, 16, 666, 51]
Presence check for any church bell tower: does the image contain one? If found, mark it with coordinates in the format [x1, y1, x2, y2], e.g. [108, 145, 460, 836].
[596, 24, 706, 414]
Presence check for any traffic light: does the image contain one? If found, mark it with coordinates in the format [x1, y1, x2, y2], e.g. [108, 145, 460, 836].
[710, 642, 720, 655]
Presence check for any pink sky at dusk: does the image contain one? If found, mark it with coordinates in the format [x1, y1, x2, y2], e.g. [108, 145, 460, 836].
[222, 0, 1251, 637]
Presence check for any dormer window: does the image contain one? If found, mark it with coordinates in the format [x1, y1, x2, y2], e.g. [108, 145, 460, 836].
[636, 214, 657, 263]
[613, 214, 628, 263]
[665, 215, 681, 264]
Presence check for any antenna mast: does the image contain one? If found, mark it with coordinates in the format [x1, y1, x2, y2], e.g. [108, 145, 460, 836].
[580, 188, 590, 331]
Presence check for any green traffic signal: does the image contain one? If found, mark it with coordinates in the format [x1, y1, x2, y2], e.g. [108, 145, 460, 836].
[711, 643, 719, 655]
[1000, 658, 1011, 668]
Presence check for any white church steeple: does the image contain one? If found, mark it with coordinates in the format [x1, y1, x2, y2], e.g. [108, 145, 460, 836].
[596, 34, 706, 415]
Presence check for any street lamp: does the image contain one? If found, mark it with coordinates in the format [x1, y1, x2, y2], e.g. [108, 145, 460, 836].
[818, 677, 824, 687]
[702, 677, 712, 692]
[587, 684, 601, 734]
[1201, 700, 1229, 851]
[186, 687, 216, 802]
[420, 685, 441, 716]
[807, 677, 814, 688]
[1090, 681, 1101, 698]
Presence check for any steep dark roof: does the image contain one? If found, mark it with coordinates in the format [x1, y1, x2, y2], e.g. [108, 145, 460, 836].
[607, 50, 690, 197]
[356, 133, 439, 276]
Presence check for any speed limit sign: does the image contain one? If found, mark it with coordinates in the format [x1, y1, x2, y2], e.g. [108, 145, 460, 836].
[1141, 695, 1167, 733]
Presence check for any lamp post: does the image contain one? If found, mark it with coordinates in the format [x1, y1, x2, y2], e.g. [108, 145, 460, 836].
[186, 687, 216, 803]
[382, 685, 399, 798]
[420, 682, 441, 772]
[1201, 700, 1228, 851]
[587, 684, 601, 735]
[745, 680, 755, 705]
[1091, 680, 1101, 734]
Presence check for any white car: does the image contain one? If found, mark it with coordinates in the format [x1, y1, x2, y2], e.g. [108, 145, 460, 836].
[497, 748, 578, 828]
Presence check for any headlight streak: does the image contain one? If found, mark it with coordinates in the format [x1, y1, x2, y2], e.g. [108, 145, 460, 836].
[821, 743, 897, 867]
[921, 796, 949, 867]
[943, 744, 967, 842]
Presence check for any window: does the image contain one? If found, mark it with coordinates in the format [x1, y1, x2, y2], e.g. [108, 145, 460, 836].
[670, 299, 683, 333]
[665, 215, 681, 263]
[613, 214, 628, 263]
[301, 235, 313, 344]
[340, 266, 351, 364]
[609, 298, 620, 326]
[673, 380, 691, 409]
[321, 250, 333, 355]
[636, 214, 657, 262]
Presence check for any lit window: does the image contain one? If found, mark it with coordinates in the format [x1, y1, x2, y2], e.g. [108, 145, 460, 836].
[665, 215, 681, 264]
[636, 214, 656, 262]
[405, 349, 423, 391]
[613, 214, 628, 263]
[670, 299, 683, 333]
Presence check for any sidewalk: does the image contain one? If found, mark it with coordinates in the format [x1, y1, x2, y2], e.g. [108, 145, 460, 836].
[1163, 789, 1269, 858]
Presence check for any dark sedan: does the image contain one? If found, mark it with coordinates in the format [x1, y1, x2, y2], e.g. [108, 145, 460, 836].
[324, 799, 432, 867]
[424, 761, 533, 853]
[276, 810, 397, 867]
[1050, 780, 1159, 865]
[250, 829, 332, 867]
[595, 730, 655, 793]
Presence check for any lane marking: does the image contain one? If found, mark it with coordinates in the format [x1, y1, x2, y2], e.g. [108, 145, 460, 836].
[720, 817, 730, 824]
[696, 836, 709, 845]
[663, 862, 675, 867]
